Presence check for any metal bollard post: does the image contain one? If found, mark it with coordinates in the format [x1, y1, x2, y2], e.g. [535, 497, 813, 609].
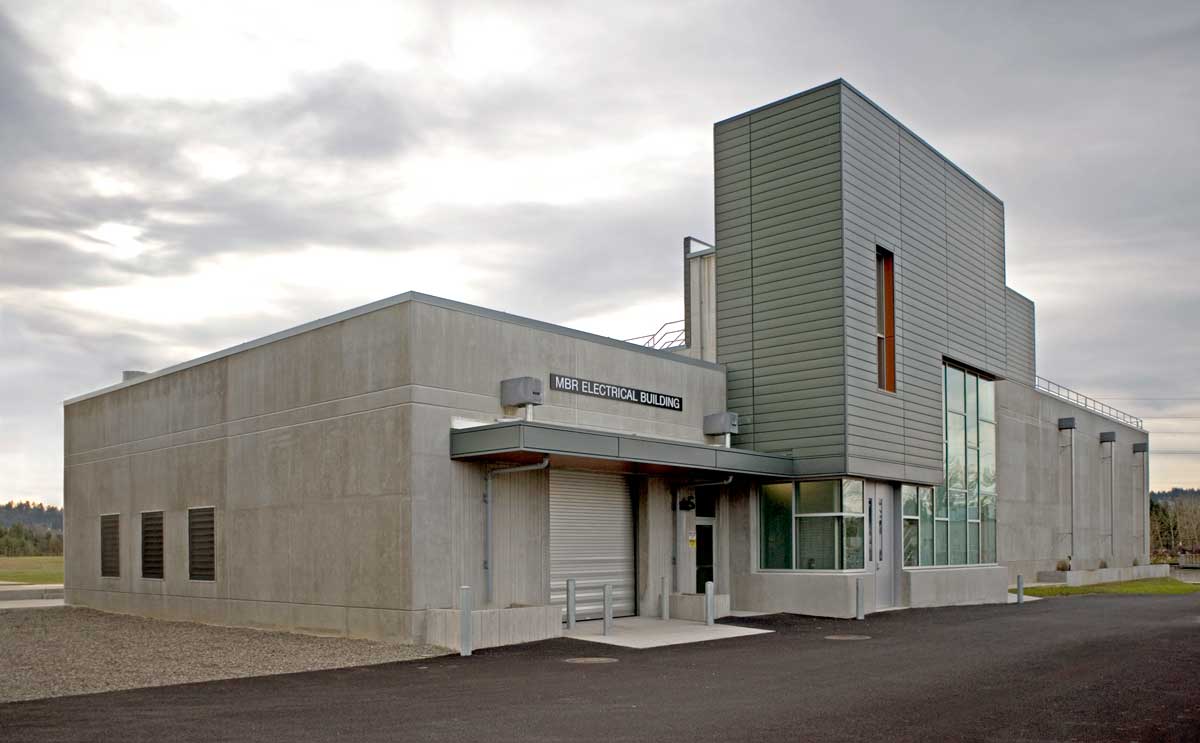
[459, 585, 473, 657]
[1017, 575, 1024, 605]
[660, 576, 670, 620]
[704, 580, 715, 626]
[602, 584, 614, 635]
[566, 578, 577, 630]
[855, 577, 864, 621]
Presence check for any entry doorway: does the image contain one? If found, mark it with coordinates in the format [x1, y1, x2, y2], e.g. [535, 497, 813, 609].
[693, 491, 717, 593]
[870, 483, 897, 609]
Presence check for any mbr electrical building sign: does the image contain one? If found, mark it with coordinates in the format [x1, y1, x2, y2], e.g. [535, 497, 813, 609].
[550, 373, 683, 411]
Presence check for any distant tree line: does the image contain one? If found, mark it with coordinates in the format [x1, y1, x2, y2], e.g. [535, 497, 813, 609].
[0, 501, 65, 557]
[0, 523, 63, 557]
[1150, 491, 1200, 561]
[1152, 488, 1200, 504]
[0, 500, 63, 531]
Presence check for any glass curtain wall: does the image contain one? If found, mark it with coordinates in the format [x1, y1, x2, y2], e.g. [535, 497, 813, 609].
[904, 365, 996, 567]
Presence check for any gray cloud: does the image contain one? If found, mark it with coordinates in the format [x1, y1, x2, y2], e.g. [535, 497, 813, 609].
[3, 1, 1200, 503]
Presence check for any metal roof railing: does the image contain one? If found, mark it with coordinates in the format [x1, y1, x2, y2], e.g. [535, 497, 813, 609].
[1035, 376, 1144, 430]
[626, 319, 686, 350]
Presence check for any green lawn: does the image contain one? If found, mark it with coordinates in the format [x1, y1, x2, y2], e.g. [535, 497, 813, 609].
[0, 555, 64, 585]
[1013, 577, 1200, 598]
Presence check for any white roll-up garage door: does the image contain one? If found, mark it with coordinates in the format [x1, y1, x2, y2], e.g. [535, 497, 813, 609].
[550, 470, 635, 621]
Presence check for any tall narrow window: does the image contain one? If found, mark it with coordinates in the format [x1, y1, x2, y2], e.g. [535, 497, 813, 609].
[188, 507, 216, 581]
[876, 247, 896, 391]
[100, 514, 120, 578]
[141, 511, 164, 580]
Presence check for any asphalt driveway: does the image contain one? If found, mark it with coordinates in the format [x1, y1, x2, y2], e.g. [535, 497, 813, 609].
[3, 594, 1199, 742]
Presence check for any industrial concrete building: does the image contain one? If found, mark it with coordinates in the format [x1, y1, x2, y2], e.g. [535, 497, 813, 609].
[63, 80, 1154, 649]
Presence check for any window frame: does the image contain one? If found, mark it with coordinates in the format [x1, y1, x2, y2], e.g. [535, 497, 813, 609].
[927, 362, 1000, 568]
[756, 479, 868, 573]
[875, 247, 896, 393]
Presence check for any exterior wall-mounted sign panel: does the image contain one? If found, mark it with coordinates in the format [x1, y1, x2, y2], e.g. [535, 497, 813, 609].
[550, 373, 683, 411]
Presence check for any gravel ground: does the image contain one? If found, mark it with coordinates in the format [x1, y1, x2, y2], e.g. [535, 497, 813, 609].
[0, 606, 445, 703]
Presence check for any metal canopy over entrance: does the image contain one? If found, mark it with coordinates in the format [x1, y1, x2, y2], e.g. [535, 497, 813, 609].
[549, 470, 635, 621]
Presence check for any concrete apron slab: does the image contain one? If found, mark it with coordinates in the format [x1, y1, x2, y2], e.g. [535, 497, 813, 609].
[563, 616, 772, 649]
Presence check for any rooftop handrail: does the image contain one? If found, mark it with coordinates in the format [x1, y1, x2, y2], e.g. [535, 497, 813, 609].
[626, 319, 686, 350]
[1035, 376, 1144, 430]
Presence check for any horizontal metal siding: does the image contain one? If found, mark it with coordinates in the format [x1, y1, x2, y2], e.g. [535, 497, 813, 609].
[1005, 288, 1036, 385]
[841, 89, 906, 476]
[840, 85, 1007, 482]
[715, 116, 756, 446]
[549, 470, 634, 621]
[714, 83, 846, 460]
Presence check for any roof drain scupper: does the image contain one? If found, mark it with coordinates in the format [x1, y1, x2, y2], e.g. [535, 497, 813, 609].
[484, 456, 550, 604]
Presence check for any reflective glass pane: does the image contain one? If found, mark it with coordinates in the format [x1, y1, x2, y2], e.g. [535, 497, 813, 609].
[948, 518, 967, 565]
[967, 522, 980, 564]
[797, 480, 840, 514]
[982, 517, 997, 563]
[796, 516, 839, 570]
[946, 366, 965, 414]
[759, 484, 793, 569]
[843, 517, 865, 569]
[966, 447, 979, 495]
[966, 374, 978, 447]
[980, 422, 997, 494]
[949, 489, 966, 522]
[842, 479, 864, 514]
[935, 485, 948, 518]
[901, 484, 918, 517]
[979, 378, 995, 422]
[935, 520, 948, 565]
[919, 487, 934, 565]
[980, 490, 996, 522]
[903, 519, 919, 567]
[948, 414, 966, 489]
[967, 484, 980, 521]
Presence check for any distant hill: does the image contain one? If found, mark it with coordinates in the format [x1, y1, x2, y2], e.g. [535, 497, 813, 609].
[0, 501, 63, 532]
[1152, 489, 1200, 504]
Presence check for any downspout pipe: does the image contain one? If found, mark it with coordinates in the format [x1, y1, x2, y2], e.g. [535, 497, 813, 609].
[692, 475, 734, 489]
[484, 456, 550, 605]
[1059, 418, 1076, 565]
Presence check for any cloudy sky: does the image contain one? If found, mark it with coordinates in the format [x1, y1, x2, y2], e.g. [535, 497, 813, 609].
[2, 0, 1198, 506]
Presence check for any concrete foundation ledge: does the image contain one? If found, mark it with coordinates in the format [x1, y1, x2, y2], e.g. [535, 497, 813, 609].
[904, 565, 1009, 608]
[669, 593, 730, 622]
[1035, 564, 1170, 586]
[424, 605, 561, 652]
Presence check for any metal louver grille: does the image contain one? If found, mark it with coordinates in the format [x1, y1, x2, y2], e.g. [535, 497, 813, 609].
[100, 514, 120, 577]
[549, 470, 635, 621]
[188, 507, 215, 581]
[141, 511, 164, 579]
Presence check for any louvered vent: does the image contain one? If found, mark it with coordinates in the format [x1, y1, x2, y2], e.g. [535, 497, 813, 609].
[188, 507, 215, 581]
[100, 514, 120, 577]
[141, 511, 164, 579]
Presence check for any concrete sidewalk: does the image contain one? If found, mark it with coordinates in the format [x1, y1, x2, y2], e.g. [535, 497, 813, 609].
[0, 584, 64, 601]
[563, 616, 771, 648]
